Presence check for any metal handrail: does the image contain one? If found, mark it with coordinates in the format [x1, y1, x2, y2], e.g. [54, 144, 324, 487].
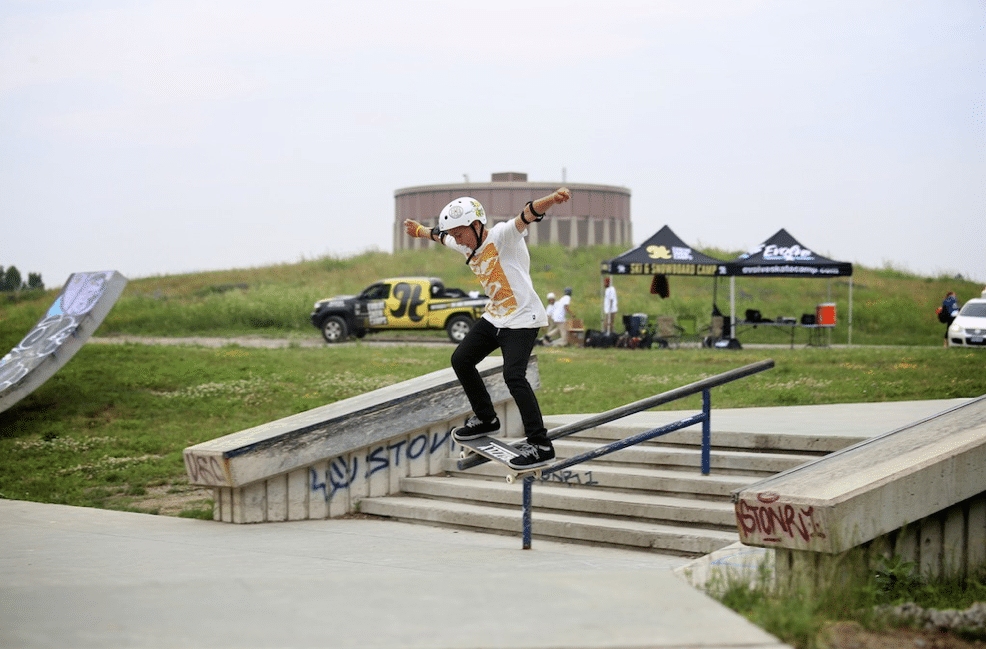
[517, 359, 775, 549]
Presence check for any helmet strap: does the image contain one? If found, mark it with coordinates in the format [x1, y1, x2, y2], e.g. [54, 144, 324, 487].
[465, 221, 485, 264]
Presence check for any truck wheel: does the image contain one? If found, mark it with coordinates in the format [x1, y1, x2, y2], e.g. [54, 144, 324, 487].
[321, 316, 349, 343]
[445, 315, 473, 343]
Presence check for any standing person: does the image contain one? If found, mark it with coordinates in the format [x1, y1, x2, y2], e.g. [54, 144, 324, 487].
[554, 287, 574, 346]
[542, 292, 560, 345]
[941, 291, 960, 346]
[603, 277, 618, 334]
[403, 188, 572, 470]
[546, 291, 569, 346]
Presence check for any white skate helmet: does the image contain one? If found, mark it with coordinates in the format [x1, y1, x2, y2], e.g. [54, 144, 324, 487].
[439, 197, 486, 231]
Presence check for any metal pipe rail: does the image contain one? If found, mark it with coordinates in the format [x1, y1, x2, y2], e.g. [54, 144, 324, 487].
[513, 358, 775, 549]
[458, 358, 774, 471]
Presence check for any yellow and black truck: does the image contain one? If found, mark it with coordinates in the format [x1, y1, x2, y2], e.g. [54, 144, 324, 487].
[310, 277, 488, 344]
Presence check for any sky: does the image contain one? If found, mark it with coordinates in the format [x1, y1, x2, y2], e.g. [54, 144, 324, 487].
[1, 0, 984, 291]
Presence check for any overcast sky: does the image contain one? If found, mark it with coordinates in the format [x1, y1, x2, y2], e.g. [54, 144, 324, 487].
[2, 0, 984, 290]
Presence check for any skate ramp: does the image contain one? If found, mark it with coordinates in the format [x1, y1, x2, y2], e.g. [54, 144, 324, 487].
[0, 271, 128, 415]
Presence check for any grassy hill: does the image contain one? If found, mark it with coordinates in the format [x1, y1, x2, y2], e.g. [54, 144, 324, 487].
[2, 244, 982, 350]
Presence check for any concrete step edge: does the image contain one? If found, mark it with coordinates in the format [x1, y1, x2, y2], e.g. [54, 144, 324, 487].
[554, 440, 811, 472]
[560, 427, 864, 454]
[399, 477, 737, 526]
[360, 496, 738, 554]
[443, 460, 769, 495]
[543, 415, 865, 453]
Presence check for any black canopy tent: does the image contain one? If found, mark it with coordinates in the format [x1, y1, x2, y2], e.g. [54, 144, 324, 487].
[600, 225, 727, 278]
[725, 228, 853, 277]
[599, 225, 728, 339]
[722, 228, 854, 344]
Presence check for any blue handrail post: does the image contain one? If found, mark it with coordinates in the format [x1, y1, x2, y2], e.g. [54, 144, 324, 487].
[701, 389, 712, 475]
[522, 475, 534, 549]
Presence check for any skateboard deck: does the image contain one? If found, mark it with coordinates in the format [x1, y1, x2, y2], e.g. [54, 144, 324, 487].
[456, 435, 551, 483]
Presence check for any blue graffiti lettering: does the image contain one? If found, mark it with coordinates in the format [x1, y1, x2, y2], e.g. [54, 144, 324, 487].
[387, 439, 407, 467]
[430, 429, 451, 453]
[408, 434, 427, 460]
[310, 468, 327, 501]
[366, 446, 389, 477]
[328, 456, 359, 500]
[312, 429, 463, 501]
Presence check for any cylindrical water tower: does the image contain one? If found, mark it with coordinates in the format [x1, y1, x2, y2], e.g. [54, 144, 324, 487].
[394, 172, 631, 252]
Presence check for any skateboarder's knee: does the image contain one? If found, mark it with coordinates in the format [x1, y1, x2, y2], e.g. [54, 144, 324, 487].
[450, 346, 476, 373]
[503, 373, 535, 400]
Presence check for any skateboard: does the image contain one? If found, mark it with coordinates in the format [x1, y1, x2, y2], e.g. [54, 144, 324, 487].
[456, 434, 551, 483]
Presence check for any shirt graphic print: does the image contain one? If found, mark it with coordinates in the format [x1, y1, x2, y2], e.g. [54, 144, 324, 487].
[445, 220, 547, 329]
[469, 241, 517, 320]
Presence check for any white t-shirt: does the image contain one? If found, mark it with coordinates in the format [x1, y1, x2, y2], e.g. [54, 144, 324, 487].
[546, 301, 562, 323]
[556, 294, 571, 322]
[604, 285, 618, 314]
[445, 221, 548, 329]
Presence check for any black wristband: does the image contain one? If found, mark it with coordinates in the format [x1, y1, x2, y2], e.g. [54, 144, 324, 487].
[526, 201, 545, 221]
[430, 225, 444, 241]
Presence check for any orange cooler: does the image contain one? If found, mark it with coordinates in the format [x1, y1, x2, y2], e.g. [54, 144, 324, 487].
[816, 303, 836, 326]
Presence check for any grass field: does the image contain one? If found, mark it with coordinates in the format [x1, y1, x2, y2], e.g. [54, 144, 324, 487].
[1, 332, 983, 517]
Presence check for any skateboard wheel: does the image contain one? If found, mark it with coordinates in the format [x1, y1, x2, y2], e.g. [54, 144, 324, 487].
[506, 474, 516, 484]
[459, 450, 466, 459]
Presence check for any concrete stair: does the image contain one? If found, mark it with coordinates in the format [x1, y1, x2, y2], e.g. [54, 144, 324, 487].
[359, 417, 865, 556]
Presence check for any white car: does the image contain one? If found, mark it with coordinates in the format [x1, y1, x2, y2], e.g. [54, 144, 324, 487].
[947, 297, 986, 348]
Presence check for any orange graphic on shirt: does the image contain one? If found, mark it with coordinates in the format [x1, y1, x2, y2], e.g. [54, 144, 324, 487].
[469, 243, 517, 318]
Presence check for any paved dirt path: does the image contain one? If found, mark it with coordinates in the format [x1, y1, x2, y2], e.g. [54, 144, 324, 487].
[90, 335, 451, 349]
[90, 335, 325, 348]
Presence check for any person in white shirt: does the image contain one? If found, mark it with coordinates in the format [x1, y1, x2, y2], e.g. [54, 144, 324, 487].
[553, 287, 573, 346]
[603, 277, 618, 334]
[542, 292, 562, 344]
[403, 187, 571, 470]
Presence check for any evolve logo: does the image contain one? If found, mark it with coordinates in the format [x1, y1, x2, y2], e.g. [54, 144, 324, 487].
[745, 243, 815, 262]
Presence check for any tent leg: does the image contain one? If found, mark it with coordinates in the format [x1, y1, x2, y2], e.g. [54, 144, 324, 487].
[848, 278, 853, 346]
[729, 277, 736, 339]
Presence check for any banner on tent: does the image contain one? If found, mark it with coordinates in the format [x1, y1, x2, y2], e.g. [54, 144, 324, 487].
[602, 261, 721, 276]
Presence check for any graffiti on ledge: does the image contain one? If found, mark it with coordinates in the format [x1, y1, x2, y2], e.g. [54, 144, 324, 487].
[735, 491, 827, 545]
[311, 429, 451, 502]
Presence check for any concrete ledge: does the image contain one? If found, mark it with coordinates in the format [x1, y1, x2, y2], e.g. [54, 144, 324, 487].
[733, 395, 986, 568]
[184, 356, 539, 522]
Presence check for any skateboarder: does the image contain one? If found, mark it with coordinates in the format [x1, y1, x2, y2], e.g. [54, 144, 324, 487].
[403, 188, 571, 470]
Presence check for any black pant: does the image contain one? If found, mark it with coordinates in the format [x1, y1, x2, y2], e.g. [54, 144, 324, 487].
[451, 318, 547, 444]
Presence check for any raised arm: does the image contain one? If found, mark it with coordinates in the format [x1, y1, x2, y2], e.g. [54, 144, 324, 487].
[515, 187, 571, 232]
[404, 219, 444, 243]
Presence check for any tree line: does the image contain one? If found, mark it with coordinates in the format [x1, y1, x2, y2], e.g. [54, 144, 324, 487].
[0, 266, 44, 292]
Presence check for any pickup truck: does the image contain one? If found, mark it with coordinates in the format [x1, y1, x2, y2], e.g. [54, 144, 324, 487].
[310, 277, 488, 344]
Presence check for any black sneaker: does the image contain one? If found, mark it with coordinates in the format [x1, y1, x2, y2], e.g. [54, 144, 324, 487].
[451, 415, 500, 442]
[507, 441, 555, 470]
